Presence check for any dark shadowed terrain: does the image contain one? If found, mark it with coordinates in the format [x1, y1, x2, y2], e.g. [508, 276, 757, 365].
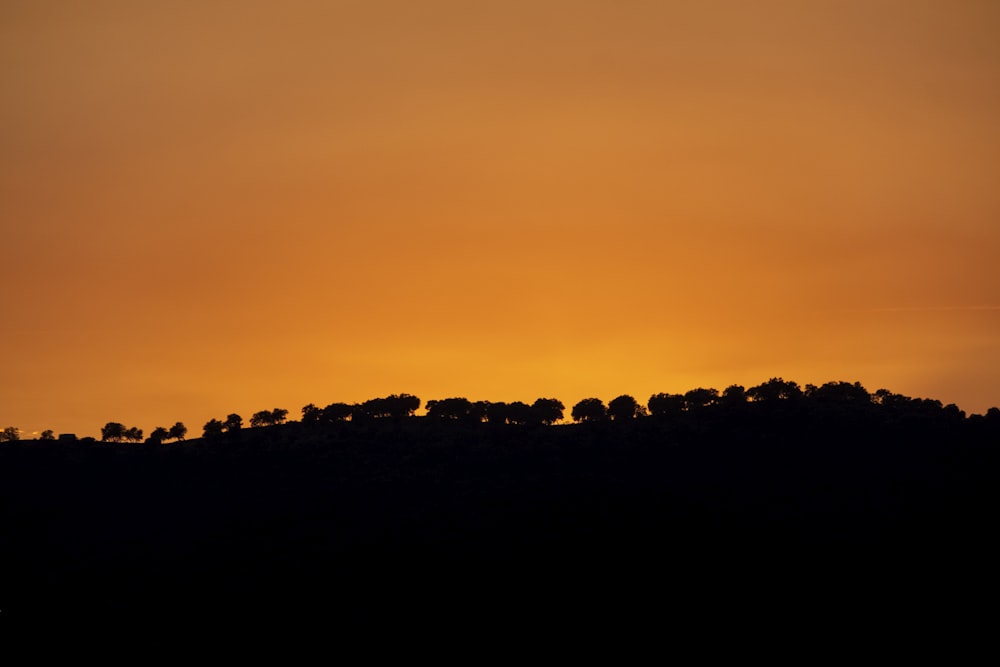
[3, 395, 999, 637]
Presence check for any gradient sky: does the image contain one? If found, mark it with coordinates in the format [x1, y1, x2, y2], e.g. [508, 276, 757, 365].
[3, 0, 999, 437]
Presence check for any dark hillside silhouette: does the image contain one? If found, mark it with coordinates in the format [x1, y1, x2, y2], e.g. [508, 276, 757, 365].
[2, 379, 999, 633]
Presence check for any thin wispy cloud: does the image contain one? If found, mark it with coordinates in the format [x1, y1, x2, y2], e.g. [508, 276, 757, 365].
[849, 306, 1000, 313]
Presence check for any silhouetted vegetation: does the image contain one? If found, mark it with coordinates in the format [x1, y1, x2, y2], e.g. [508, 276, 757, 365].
[2, 379, 999, 631]
[100, 422, 143, 443]
[353, 393, 421, 420]
[607, 394, 644, 420]
[571, 397, 607, 421]
[250, 408, 289, 428]
[148, 422, 186, 444]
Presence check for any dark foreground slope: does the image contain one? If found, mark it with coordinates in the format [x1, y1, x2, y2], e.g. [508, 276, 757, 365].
[3, 408, 999, 633]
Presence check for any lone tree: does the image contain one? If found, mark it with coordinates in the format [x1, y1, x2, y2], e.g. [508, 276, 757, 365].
[1, 426, 20, 442]
[40, 429, 55, 441]
[572, 398, 607, 422]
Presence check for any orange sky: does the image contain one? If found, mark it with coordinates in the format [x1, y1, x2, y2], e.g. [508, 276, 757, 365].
[3, 0, 999, 437]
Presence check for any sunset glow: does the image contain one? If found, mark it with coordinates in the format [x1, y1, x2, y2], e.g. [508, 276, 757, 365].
[3, 1, 999, 437]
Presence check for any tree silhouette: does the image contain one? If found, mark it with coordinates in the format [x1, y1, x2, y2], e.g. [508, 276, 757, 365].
[468, 400, 488, 422]
[482, 401, 509, 424]
[720, 385, 748, 407]
[168, 422, 187, 441]
[40, 429, 55, 441]
[647, 393, 684, 417]
[807, 381, 871, 404]
[386, 394, 420, 419]
[203, 418, 224, 439]
[426, 398, 476, 420]
[1, 426, 20, 442]
[303, 403, 353, 425]
[250, 411, 272, 428]
[355, 394, 420, 420]
[224, 414, 243, 432]
[124, 427, 143, 443]
[607, 395, 642, 420]
[683, 388, 719, 410]
[506, 401, 534, 425]
[251, 408, 289, 428]
[150, 427, 170, 443]
[101, 422, 126, 442]
[572, 398, 607, 422]
[323, 403, 353, 422]
[531, 398, 565, 425]
[747, 378, 802, 402]
[352, 399, 381, 421]
[301, 403, 322, 425]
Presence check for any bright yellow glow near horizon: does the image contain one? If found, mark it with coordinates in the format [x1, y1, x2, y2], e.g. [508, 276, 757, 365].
[2, 1, 999, 437]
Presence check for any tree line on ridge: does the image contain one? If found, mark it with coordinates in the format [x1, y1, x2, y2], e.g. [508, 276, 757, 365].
[3, 378, 998, 444]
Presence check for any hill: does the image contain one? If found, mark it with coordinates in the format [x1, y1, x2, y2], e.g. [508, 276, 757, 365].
[2, 401, 999, 635]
